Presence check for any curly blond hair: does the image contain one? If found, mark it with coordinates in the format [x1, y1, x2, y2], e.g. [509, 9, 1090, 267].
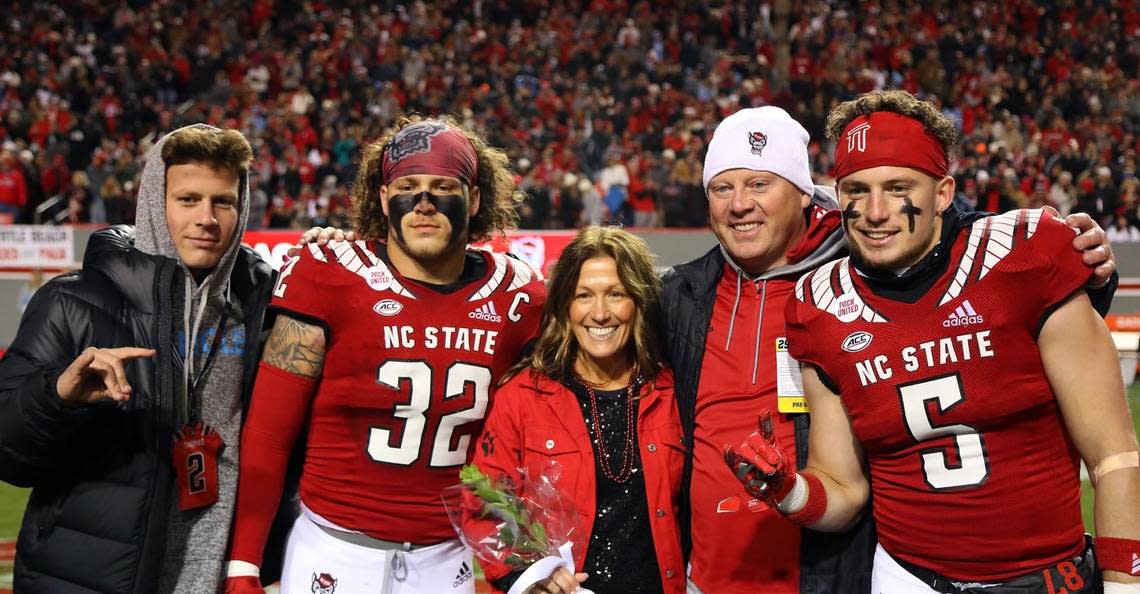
[351, 114, 522, 242]
[825, 89, 960, 158]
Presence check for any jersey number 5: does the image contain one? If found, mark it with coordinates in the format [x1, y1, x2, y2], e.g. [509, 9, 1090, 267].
[367, 360, 491, 467]
[898, 374, 990, 490]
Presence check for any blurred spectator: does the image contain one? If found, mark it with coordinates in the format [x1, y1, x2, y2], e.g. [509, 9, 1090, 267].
[0, 151, 27, 222]
[1050, 171, 1078, 216]
[579, 177, 604, 226]
[599, 153, 631, 225]
[558, 171, 582, 228]
[1079, 166, 1119, 223]
[100, 176, 133, 225]
[65, 171, 92, 223]
[1107, 211, 1140, 242]
[40, 154, 72, 199]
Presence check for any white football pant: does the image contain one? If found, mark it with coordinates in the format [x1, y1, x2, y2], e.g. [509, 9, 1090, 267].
[280, 513, 476, 594]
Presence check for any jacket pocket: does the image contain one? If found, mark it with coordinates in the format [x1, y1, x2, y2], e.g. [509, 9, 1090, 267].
[652, 422, 687, 495]
[521, 427, 583, 492]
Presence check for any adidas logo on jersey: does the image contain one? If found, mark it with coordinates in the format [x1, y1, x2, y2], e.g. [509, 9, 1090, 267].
[943, 300, 984, 328]
[453, 561, 474, 587]
[469, 302, 502, 323]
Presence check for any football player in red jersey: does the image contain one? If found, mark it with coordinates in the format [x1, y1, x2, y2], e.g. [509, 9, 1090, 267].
[223, 116, 546, 594]
[727, 90, 1140, 594]
[669, 105, 1117, 594]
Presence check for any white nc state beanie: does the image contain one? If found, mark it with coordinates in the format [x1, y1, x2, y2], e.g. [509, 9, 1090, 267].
[702, 105, 815, 196]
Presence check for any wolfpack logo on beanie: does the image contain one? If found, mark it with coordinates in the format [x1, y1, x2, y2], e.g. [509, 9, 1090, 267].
[703, 106, 814, 195]
[748, 131, 768, 156]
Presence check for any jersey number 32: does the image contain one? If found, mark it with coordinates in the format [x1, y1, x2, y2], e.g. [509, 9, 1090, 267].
[367, 360, 491, 468]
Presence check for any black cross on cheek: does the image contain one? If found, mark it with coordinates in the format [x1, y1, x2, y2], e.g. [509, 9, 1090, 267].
[900, 198, 923, 233]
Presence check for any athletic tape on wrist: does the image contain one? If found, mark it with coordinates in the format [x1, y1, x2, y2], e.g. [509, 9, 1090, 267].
[1095, 536, 1140, 577]
[776, 474, 807, 514]
[226, 560, 260, 578]
[1104, 582, 1140, 593]
[782, 472, 827, 527]
[1093, 451, 1139, 484]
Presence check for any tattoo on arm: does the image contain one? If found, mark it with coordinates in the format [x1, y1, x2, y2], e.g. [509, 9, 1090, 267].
[262, 315, 327, 378]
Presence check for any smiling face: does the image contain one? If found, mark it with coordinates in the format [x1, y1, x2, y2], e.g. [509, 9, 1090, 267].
[837, 165, 954, 271]
[570, 256, 636, 377]
[379, 174, 480, 263]
[707, 169, 811, 275]
[164, 163, 240, 280]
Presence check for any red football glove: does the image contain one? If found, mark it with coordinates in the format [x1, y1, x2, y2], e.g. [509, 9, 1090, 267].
[224, 576, 264, 594]
[723, 410, 795, 505]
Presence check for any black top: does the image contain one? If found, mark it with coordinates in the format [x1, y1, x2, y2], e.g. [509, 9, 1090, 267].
[566, 376, 663, 594]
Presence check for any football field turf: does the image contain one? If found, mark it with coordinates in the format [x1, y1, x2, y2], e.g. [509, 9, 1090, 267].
[0, 384, 1137, 583]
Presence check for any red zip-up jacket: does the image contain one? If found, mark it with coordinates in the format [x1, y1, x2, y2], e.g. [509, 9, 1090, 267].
[471, 368, 686, 594]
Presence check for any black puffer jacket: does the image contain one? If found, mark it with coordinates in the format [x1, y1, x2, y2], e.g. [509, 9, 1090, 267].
[0, 226, 278, 594]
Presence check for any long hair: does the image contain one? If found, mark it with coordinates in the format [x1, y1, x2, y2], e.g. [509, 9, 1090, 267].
[351, 113, 522, 241]
[517, 226, 665, 386]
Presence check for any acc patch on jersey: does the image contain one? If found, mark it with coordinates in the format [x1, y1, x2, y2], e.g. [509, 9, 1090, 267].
[373, 299, 403, 317]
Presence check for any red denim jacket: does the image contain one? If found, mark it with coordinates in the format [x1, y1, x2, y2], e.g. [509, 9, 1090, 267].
[471, 368, 686, 594]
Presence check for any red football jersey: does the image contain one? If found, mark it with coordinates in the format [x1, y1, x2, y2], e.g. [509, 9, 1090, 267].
[271, 240, 545, 542]
[786, 210, 1091, 581]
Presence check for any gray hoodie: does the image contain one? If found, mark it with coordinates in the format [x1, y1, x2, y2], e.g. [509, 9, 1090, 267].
[134, 124, 251, 594]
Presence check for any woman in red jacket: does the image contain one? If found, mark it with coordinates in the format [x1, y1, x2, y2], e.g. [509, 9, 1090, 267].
[472, 226, 685, 594]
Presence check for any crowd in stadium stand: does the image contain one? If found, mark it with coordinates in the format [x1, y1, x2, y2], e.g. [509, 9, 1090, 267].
[0, 0, 1138, 235]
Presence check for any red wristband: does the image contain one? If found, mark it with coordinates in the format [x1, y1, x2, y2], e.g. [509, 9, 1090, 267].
[783, 472, 827, 527]
[1095, 536, 1140, 576]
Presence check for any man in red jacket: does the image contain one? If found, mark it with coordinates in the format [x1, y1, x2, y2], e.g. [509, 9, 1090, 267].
[0, 151, 28, 222]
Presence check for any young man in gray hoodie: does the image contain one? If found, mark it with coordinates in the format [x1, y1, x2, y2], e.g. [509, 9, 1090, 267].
[0, 124, 289, 593]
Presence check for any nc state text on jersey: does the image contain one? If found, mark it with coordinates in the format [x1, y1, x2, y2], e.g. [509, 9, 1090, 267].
[383, 325, 498, 355]
[854, 331, 994, 387]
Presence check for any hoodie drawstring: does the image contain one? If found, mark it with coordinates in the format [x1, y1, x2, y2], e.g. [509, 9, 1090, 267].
[752, 280, 767, 385]
[721, 273, 767, 387]
[181, 276, 212, 424]
[724, 272, 743, 350]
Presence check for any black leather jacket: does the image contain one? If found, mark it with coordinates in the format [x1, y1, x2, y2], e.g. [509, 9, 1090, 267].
[0, 227, 277, 594]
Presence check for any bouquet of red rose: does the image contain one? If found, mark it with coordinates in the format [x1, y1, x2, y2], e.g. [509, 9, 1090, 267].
[442, 462, 591, 594]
